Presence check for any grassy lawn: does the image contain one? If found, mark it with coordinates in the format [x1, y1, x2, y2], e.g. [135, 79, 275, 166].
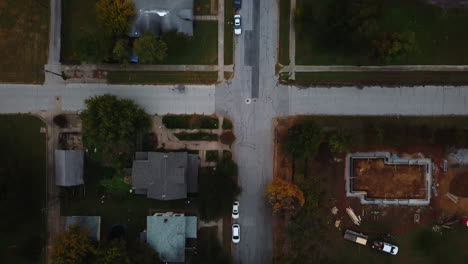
[0, 115, 46, 263]
[61, 0, 99, 64]
[107, 71, 218, 84]
[164, 21, 218, 65]
[294, 71, 468, 86]
[194, 0, 212, 15]
[278, 0, 290, 66]
[296, 0, 468, 65]
[163, 115, 219, 129]
[0, 0, 49, 83]
[224, 0, 234, 65]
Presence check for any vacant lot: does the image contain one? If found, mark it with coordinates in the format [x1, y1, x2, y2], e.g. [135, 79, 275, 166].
[353, 159, 426, 198]
[0, 0, 49, 83]
[296, 0, 468, 65]
[0, 115, 46, 263]
[107, 71, 218, 84]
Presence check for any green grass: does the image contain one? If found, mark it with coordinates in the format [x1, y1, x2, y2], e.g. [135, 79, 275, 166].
[0, 115, 46, 263]
[294, 71, 468, 86]
[224, 0, 234, 65]
[107, 71, 218, 84]
[163, 115, 219, 129]
[100, 174, 130, 192]
[61, 0, 99, 64]
[175, 132, 219, 141]
[296, 0, 468, 65]
[194, 0, 212, 15]
[205, 150, 219, 162]
[164, 21, 218, 65]
[0, 0, 49, 83]
[278, 0, 290, 65]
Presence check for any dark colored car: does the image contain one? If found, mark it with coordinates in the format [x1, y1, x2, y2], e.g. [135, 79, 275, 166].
[234, 0, 241, 10]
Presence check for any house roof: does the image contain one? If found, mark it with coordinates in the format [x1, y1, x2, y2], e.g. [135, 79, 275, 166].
[65, 216, 101, 241]
[147, 213, 197, 263]
[55, 150, 84, 187]
[128, 0, 194, 37]
[132, 152, 199, 200]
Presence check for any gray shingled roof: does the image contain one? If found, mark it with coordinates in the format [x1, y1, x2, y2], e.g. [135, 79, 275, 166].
[147, 213, 197, 263]
[128, 0, 194, 37]
[65, 216, 101, 241]
[132, 152, 199, 200]
[55, 150, 84, 187]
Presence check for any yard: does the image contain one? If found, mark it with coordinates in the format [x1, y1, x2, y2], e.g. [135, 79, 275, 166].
[62, 0, 218, 65]
[0, 115, 46, 263]
[224, 0, 234, 65]
[278, 0, 290, 66]
[107, 71, 218, 84]
[0, 0, 49, 83]
[295, 0, 468, 65]
[273, 116, 468, 263]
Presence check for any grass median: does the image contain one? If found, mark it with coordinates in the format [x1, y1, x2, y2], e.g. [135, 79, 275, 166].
[107, 71, 218, 84]
[278, 0, 290, 66]
[224, 0, 234, 65]
[295, 71, 468, 87]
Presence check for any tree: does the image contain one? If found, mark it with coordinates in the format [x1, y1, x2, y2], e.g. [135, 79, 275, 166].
[264, 177, 305, 215]
[53, 114, 68, 128]
[134, 31, 168, 64]
[50, 225, 95, 264]
[128, 242, 161, 264]
[198, 159, 241, 221]
[95, 239, 131, 264]
[283, 120, 323, 159]
[372, 31, 417, 64]
[96, 0, 135, 36]
[80, 94, 151, 168]
[328, 131, 353, 153]
[113, 39, 129, 63]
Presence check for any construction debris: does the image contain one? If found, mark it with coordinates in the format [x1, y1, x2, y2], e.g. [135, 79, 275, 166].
[414, 213, 420, 224]
[331, 206, 338, 215]
[346, 207, 361, 226]
[335, 220, 341, 228]
[445, 192, 459, 204]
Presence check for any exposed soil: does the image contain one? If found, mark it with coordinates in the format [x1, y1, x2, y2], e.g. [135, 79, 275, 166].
[439, 165, 468, 215]
[353, 159, 426, 199]
[449, 172, 468, 197]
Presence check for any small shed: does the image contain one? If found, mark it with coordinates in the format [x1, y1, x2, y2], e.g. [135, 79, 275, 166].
[55, 150, 84, 186]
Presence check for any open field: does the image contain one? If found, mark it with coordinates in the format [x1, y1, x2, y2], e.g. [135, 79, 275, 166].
[107, 71, 218, 84]
[294, 71, 468, 86]
[278, 0, 290, 66]
[353, 159, 426, 199]
[194, 0, 212, 15]
[0, 115, 46, 263]
[273, 116, 468, 263]
[296, 0, 468, 65]
[0, 0, 49, 83]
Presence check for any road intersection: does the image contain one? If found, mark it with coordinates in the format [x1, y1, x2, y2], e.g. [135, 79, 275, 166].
[3, 0, 468, 263]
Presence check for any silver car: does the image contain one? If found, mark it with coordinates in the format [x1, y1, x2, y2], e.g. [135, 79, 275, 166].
[232, 224, 240, 243]
[232, 201, 239, 219]
[234, 15, 241, 35]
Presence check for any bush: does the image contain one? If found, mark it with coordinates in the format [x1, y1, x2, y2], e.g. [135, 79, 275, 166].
[134, 31, 168, 64]
[113, 38, 129, 63]
[222, 118, 233, 129]
[199, 116, 219, 129]
[175, 132, 218, 141]
[205, 150, 219, 162]
[220, 131, 236, 146]
[53, 114, 68, 128]
[328, 130, 353, 153]
[223, 150, 232, 161]
[162, 115, 191, 128]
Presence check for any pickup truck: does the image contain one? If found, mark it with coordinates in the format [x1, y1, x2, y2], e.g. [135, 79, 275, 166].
[343, 230, 368, 246]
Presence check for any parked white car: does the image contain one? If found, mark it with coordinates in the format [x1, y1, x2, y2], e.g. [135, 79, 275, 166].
[372, 241, 399, 255]
[232, 224, 240, 243]
[232, 201, 239, 219]
[234, 15, 241, 35]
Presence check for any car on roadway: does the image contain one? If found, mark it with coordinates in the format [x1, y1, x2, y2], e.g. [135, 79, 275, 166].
[234, 15, 241, 35]
[232, 224, 240, 243]
[234, 0, 241, 10]
[232, 201, 239, 219]
[372, 241, 399, 255]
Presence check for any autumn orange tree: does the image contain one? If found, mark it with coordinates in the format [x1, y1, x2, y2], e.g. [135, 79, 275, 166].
[50, 224, 96, 264]
[264, 177, 305, 215]
[96, 0, 135, 36]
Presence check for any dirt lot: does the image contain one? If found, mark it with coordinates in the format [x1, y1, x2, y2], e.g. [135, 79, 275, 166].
[0, 0, 49, 83]
[353, 159, 426, 199]
[438, 166, 468, 215]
